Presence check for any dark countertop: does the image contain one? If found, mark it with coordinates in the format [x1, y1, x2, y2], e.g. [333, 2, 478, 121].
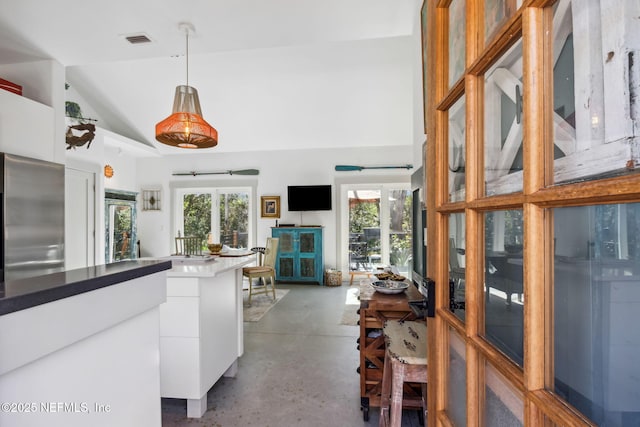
[0, 260, 172, 316]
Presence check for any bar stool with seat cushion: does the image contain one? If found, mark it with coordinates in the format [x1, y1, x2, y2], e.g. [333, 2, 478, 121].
[242, 237, 279, 305]
[379, 320, 428, 427]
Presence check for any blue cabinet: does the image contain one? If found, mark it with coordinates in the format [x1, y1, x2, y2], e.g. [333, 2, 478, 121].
[271, 227, 324, 284]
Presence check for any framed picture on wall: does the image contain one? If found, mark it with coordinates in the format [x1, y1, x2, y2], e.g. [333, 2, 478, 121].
[261, 196, 280, 218]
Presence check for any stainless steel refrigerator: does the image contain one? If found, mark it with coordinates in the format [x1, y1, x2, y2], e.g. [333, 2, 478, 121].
[1, 153, 65, 281]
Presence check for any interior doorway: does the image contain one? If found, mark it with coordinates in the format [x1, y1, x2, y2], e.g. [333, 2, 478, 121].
[105, 190, 137, 263]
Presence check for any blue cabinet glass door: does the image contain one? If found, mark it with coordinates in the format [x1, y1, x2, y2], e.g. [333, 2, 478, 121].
[272, 227, 323, 284]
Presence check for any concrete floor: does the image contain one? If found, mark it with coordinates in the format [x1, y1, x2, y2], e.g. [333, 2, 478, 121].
[161, 283, 423, 427]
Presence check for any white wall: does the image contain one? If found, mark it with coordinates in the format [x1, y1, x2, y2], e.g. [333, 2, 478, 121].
[136, 145, 413, 268]
[61, 0, 428, 269]
[67, 36, 415, 155]
[120, 1, 425, 272]
[64, 81, 109, 129]
[65, 128, 109, 265]
[0, 23, 425, 274]
[411, 0, 427, 164]
[0, 60, 66, 164]
[102, 147, 138, 193]
[66, 126, 159, 264]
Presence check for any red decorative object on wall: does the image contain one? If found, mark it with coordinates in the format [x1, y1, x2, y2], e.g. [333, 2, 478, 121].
[0, 78, 22, 96]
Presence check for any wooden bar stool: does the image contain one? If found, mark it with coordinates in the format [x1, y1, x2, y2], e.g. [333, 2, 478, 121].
[379, 320, 428, 427]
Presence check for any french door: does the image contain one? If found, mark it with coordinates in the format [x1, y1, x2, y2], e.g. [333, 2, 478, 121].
[174, 187, 252, 250]
[341, 183, 412, 275]
[424, 0, 640, 426]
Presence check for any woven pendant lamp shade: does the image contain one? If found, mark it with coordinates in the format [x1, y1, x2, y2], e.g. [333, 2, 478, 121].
[155, 85, 218, 148]
[155, 23, 218, 149]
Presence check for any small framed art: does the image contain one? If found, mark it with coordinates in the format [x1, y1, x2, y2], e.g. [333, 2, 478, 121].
[142, 189, 162, 211]
[261, 196, 280, 218]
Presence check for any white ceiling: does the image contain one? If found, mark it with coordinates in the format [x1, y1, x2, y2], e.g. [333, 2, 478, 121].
[0, 0, 417, 155]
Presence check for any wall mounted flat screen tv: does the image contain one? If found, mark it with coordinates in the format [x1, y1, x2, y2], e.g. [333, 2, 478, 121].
[287, 185, 332, 211]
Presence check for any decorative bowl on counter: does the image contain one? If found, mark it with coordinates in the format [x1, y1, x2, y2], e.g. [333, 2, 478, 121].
[207, 243, 223, 254]
[370, 280, 409, 294]
[374, 272, 406, 282]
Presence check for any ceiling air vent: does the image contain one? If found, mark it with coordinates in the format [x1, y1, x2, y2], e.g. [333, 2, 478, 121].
[124, 33, 152, 44]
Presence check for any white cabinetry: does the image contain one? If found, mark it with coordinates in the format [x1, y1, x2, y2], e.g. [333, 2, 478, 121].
[0, 89, 56, 162]
[0, 270, 168, 427]
[160, 257, 251, 418]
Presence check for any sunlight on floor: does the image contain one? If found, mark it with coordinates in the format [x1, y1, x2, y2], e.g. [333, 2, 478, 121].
[345, 286, 360, 305]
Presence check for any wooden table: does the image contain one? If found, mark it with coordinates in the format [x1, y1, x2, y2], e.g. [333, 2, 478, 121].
[357, 281, 423, 421]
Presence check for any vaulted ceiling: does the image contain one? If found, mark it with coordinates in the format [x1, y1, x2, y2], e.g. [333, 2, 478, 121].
[0, 0, 417, 154]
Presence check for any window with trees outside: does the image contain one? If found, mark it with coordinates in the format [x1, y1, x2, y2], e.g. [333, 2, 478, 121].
[346, 185, 412, 275]
[174, 187, 251, 251]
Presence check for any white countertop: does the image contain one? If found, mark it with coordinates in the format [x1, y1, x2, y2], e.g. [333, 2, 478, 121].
[164, 254, 255, 277]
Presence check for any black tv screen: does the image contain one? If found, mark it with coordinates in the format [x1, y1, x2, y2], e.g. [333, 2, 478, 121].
[287, 185, 332, 211]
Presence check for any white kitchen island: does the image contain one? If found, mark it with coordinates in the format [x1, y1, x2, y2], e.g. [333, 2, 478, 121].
[0, 260, 172, 427]
[160, 254, 254, 418]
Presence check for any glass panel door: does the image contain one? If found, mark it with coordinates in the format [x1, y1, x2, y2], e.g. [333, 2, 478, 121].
[448, 0, 466, 88]
[388, 189, 412, 275]
[349, 189, 381, 271]
[449, 213, 466, 322]
[484, 0, 518, 44]
[218, 191, 249, 249]
[484, 209, 524, 365]
[299, 231, 317, 279]
[484, 358, 524, 425]
[183, 193, 211, 251]
[277, 230, 295, 279]
[107, 204, 133, 262]
[346, 185, 412, 274]
[449, 96, 466, 202]
[448, 328, 467, 426]
[554, 203, 640, 426]
[550, 0, 634, 185]
[427, 0, 640, 425]
[105, 191, 137, 264]
[484, 40, 524, 196]
[177, 188, 251, 251]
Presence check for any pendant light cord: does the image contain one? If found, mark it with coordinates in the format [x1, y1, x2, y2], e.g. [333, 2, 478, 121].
[185, 28, 189, 88]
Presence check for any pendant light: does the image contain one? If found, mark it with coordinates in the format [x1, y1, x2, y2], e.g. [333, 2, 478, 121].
[155, 23, 218, 149]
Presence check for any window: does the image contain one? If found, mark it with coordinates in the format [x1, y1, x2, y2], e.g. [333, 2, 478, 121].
[449, 95, 466, 202]
[553, 203, 640, 426]
[342, 183, 412, 274]
[484, 209, 524, 365]
[174, 187, 252, 250]
[105, 190, 137, 263]
[484, 40, 524, 196]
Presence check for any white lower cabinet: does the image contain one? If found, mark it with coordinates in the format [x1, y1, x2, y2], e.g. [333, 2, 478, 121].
[160, 265, 246, 418]
[0, 271, 167, 427]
